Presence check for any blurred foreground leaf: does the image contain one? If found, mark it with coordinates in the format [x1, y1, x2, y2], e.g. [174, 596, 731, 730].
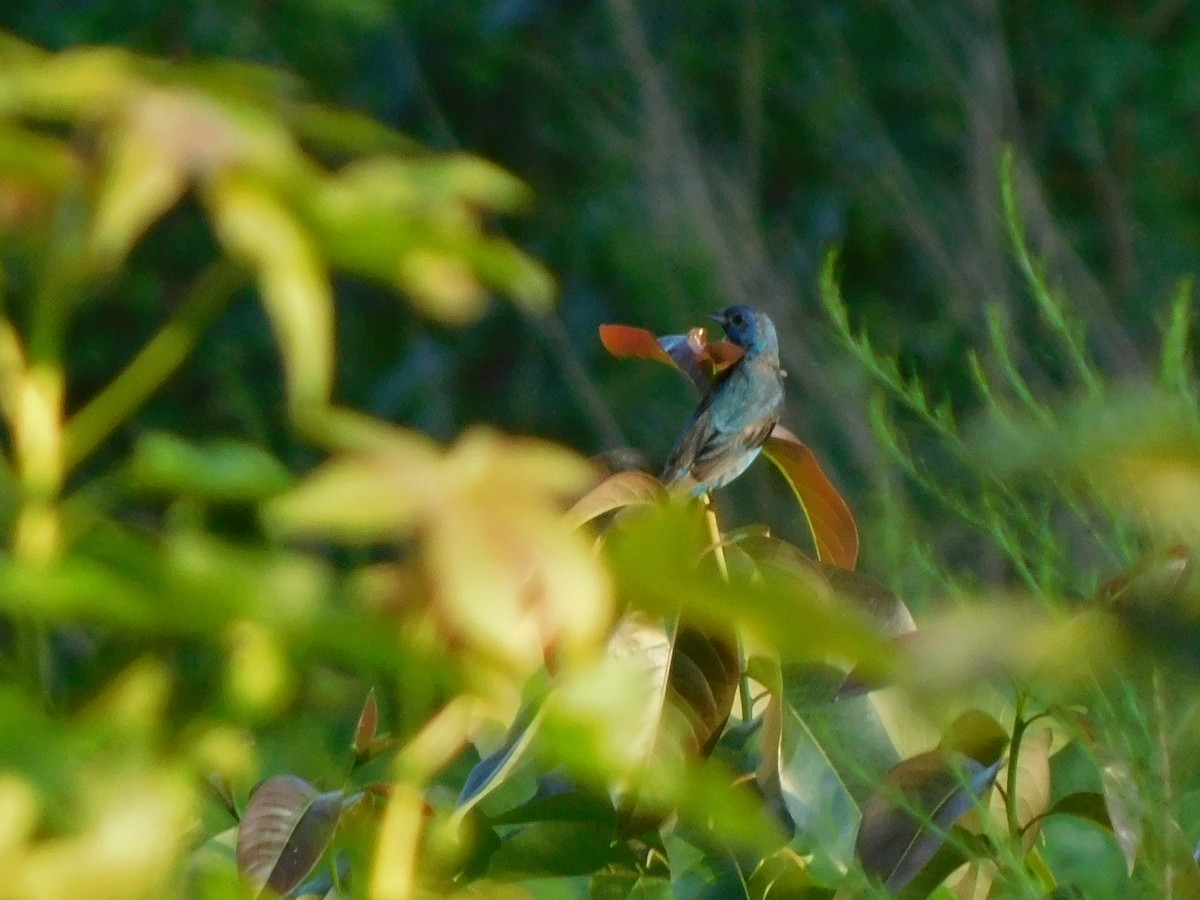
[603, 614, 740, 825]
[883, 602, 1118, 696]
[566, 470, 665, 529]
[603, 504, 878, 666]
[979, 387, 1200, 543]
[132, 432, 292, 503]
[266, 426, 610, 684]
[209, 173, 334, 415]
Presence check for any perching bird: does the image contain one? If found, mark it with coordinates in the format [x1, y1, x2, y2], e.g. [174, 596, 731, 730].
[661, 305, 785, 495]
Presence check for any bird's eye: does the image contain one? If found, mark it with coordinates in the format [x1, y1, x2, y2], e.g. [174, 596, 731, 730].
[731, 312, 745, 326]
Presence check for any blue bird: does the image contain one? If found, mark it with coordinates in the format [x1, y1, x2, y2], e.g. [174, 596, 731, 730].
[661, 305, 785, 495]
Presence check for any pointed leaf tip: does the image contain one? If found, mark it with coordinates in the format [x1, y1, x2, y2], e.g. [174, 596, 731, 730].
[599, 324, 675, 365]
[598, 322, 743, 394]
[855, 750, 1002, 892]
[352, 688, 379, 759]
[566, 470, 665, 529]
[762, 427, 859, 569]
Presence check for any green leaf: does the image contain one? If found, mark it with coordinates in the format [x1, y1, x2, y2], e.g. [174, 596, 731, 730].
[0, 553, 160, 629]
[755, 660, 900, 873]
[208, 173, 333, 417]
[1045, 792, 1113, 831]
[466, 237, 556, 314]
[729, 536, 912, 698]
[837, 632, 918, 700]
[0, 124, 83, 195]
[517, 877, 590, 900]
[492, 785, 618, 828]
[455, 704, 545, 821]
[87, 113, 186, 271]
[590, 872, 674, 900]
[604, 504, 879, 666]
[1160, 276, 1194, 398]
[290, 102, 421, 156]
[185, 827, 246, 899]
[132, 432, 293, 503]
[537, 615, 781, 850]
[746, 848, 833, 899]
[487, 820, 636, 879]
[663, 828, 750, 900]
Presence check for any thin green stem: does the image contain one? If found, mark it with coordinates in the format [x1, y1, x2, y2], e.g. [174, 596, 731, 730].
[1151, 665, 1175, 900]
[701, 494, 755, 723]
[63, 259, 245, 471]
[1161, 276, 1194, 404]
[998, 148, 1101, 395]
[1026, 847, 1057, 891]
[10, 195, 89, 703]
[737, 643, 755, 725]
[1006, 692, 1029, 842]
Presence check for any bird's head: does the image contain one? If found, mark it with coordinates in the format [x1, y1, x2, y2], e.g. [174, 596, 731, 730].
[710, 305, 779, 358]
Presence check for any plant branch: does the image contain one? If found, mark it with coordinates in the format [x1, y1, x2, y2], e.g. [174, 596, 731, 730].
[63, 259, 245, 471]
[1005, 692, 1028, 841]
[702, 493, 755, 724]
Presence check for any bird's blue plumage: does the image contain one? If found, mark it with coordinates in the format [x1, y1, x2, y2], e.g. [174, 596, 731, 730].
[661, 305, 785, 495]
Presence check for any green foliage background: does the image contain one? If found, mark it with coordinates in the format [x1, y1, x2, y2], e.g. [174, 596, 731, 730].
[3, 2, 1200, 898]
[6, 0, 1199, 567]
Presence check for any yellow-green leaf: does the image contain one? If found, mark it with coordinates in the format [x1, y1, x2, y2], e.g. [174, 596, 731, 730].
[208, 174, 333, 415]
[88, 114, 185, 269]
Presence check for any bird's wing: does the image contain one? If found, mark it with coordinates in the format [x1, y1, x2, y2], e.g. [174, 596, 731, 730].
[659, 364, 735, 486]
[686, 412, 780, 486]
[659, 404, 713, 486]
[660, 359, 783, 489]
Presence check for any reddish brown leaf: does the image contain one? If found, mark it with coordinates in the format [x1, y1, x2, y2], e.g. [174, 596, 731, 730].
[600, 323, 707, 393]
[236, 775, 344, 898]
[706, 339, 743, 371]
[761, 426, 859, 569]
[599, 324, 678, 367]
[566, 470, 665, 529]
[599, 323, 743, 393]
[856, 750, 1003, 892]
[352, 688, 379, 759]
[1098, 544, 1189, 606]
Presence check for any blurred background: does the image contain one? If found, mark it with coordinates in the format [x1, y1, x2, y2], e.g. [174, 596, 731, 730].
[4, 0, 1198, 602]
